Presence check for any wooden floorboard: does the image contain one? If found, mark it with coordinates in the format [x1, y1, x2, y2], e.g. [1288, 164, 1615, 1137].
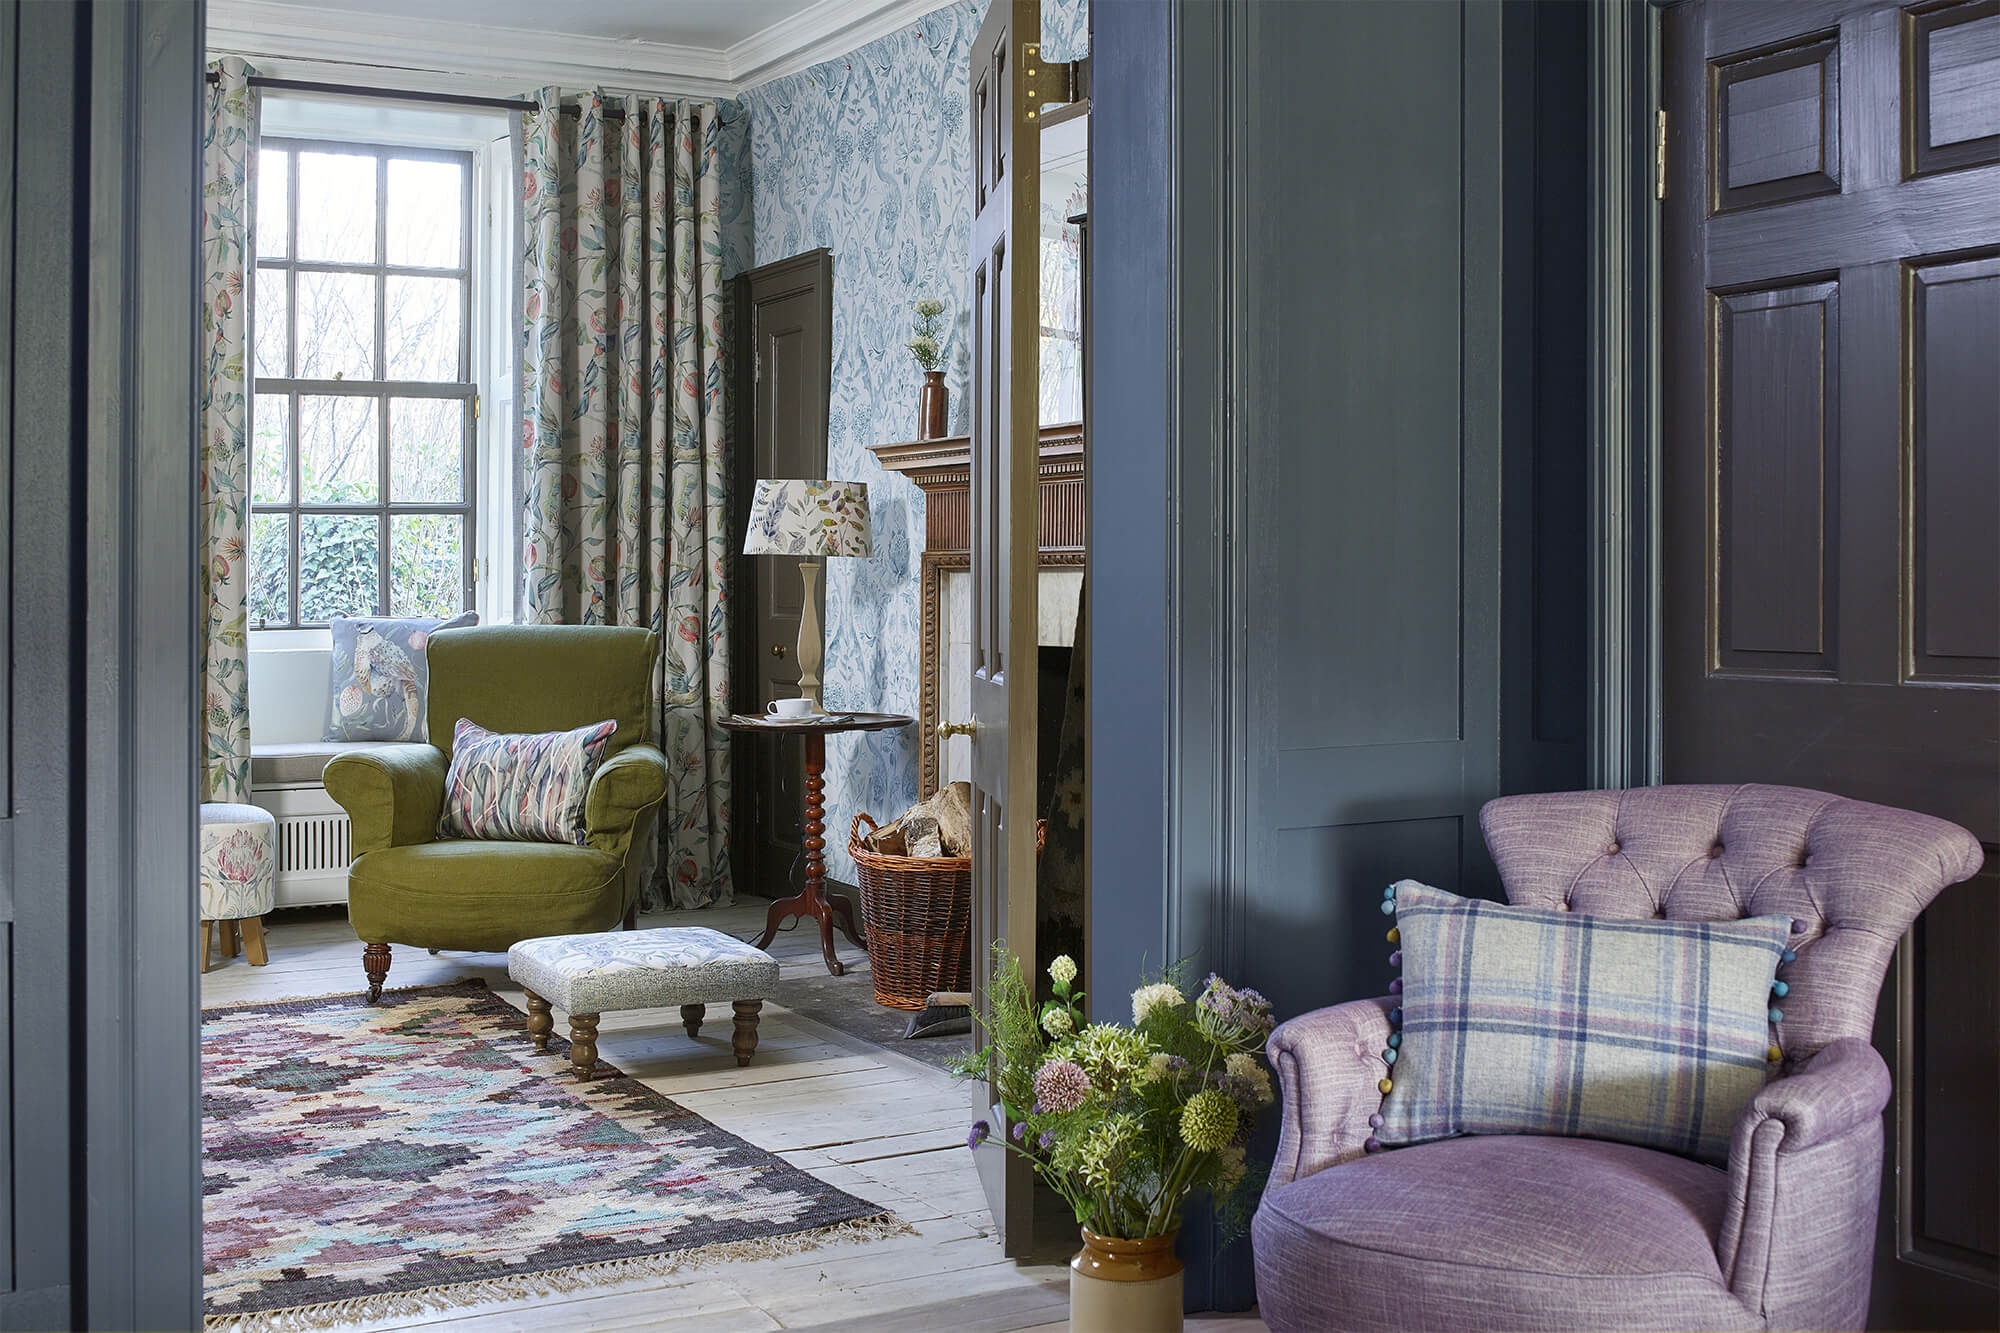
[197, 901, 1281, 1331]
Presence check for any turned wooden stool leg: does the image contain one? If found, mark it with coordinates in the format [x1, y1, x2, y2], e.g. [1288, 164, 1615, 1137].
[199, 921, 214, 975]
[569, 1013, 601, 1081]
[524, 991, 553, 1052]
[732, 1000, 762, 1067]
[681, 1004, 705, 1039]
[362, 943, 392, 1002]
[240, 916, 269, 967]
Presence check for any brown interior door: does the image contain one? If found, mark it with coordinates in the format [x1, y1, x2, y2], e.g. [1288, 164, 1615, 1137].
[966, 0, 1041, 1252]
[733, 251, 832, 899]
[1661, 2, 1999, 1324]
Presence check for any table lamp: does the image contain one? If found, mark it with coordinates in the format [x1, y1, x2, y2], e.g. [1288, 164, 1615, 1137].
[743, 479, 873, 713]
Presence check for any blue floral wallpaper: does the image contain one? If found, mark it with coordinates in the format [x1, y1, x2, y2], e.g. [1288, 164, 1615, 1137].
[742, 0, 1086, 881]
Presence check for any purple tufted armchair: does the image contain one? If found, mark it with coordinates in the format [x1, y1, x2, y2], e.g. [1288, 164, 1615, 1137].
[1251, 784, 1984, 1332]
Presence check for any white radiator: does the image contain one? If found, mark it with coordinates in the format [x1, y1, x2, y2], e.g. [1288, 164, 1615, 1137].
[250, 784, 353, 909]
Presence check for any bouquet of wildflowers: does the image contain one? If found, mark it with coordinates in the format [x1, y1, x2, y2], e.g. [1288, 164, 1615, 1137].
[907, 297, 946, 372]
[958, 950, 1276, 1240]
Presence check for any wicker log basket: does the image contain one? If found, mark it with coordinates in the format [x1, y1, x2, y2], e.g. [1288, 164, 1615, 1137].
[849, 812, 1044, 1011]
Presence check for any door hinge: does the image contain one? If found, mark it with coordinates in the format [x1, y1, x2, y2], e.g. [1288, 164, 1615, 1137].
[1655, 108, 1668, 201]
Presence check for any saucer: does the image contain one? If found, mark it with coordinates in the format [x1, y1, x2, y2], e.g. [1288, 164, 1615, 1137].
[765, 710, 823, 721]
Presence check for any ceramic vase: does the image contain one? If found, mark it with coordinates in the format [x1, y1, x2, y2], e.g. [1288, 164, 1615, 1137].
[918, 369, 948, 440]
[1069, 1228, 1183, 1333]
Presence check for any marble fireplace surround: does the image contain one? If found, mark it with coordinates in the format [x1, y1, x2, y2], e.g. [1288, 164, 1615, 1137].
[866, 423, 1085, 795]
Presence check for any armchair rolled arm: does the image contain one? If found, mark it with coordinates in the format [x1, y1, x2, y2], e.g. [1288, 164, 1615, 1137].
[1717, 1038, 1891, 1330]
[584, 743, 668, 854]
[1265, 997, 1395, 1189]
[324, 744, 447, 855]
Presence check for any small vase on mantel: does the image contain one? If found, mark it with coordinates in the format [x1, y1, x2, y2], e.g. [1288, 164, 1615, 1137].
[917, 370, 948, 441]
[1069, 1228, 1184, 1333]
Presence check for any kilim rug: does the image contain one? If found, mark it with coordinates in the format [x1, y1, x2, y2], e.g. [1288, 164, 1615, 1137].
[202, 981, 903, 1329]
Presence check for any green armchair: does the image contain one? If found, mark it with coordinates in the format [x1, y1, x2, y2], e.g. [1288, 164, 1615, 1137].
[324, 625, 668, 1001]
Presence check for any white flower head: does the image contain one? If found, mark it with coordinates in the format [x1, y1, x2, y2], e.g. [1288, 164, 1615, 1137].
[1131, 981, 1187, 1027]
[1227, 1051, 1275, 1105]
[1049, 955, 1078, 986]
[1138, 1051, 1174, 1085]
[1041, 1006, 1074, 1039]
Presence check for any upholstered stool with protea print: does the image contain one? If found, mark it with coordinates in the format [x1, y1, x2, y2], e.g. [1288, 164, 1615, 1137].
[200, 802, 277, 972]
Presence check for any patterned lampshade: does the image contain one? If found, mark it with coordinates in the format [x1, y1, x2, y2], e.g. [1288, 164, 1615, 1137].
[742, 480, 874, 558]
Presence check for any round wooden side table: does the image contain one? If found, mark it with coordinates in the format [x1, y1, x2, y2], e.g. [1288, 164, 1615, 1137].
[719, 711, 914, 976]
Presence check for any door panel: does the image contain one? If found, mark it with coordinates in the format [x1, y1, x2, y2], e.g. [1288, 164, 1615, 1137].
[732, 252, 831, 900]
[966, 0, 1040, 1253]
[1662, 3, 1999, 1324]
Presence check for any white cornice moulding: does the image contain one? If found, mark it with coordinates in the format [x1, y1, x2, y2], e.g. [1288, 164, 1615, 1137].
[207, 0, 963, 101]
[726, 0, 961, 88]
[206, 0, 736, 101]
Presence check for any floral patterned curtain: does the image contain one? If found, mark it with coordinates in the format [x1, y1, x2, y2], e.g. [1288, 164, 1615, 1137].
[199, 58, 258, 802]
[521, 90, 733, 911]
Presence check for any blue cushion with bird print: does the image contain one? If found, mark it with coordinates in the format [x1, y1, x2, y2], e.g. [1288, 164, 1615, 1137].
[322, 611, 477, 742]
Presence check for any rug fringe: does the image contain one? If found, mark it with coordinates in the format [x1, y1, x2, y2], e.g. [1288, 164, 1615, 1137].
[203, 1212, 911, 1331]
[201, 979, 488, 1020]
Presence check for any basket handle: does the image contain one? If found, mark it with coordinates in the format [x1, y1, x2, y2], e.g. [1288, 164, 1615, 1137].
[1035, 818, 1048, 853]
[850, 811, 879, 848]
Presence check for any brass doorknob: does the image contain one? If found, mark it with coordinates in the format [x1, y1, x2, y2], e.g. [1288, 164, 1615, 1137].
[938, 720, 977, 739]
[770, 643, 787, 658]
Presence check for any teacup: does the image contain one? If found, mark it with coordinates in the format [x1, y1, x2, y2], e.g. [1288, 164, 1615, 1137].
[767, 697, 814, 719]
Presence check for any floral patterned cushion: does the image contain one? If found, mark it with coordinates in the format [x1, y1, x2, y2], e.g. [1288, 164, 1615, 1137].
[436, 716, 616, 845]
[322, 611, 477, 743]
[200, 802, 276, 920]
[508, 927, 780, 1013]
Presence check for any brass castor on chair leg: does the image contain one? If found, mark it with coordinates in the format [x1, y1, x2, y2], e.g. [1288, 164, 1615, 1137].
[363, 942, 392, 1003]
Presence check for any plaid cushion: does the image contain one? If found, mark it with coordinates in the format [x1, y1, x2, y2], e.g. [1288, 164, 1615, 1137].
[1377, 881, 1791, 1163]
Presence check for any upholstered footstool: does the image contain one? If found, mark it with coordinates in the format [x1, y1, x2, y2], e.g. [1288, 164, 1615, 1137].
[199, 802, 277, 972]
[507, 927, 781, 1081]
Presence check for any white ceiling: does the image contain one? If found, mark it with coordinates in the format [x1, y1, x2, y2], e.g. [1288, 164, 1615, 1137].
[207, 0, 959, 99]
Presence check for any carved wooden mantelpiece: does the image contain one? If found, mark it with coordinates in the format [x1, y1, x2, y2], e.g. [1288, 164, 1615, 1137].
[868, 422, 1086, 793]
[867, 421, 1086, 556]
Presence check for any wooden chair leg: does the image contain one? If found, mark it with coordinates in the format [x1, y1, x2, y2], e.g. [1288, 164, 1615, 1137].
[524, 991, 553, 1052]
[220, 918, 240, 958]
[199, 921, 214, 975]
[569, 1013, 600, 1081]
[681, 1003, 705, 1039]
[362, 942, 392, 1002]
[732, 1000, 762, 1068]
[240, 916, 269, 967]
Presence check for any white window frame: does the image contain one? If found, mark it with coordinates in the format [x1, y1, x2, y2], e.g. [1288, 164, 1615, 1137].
[250, 94, 518, 651]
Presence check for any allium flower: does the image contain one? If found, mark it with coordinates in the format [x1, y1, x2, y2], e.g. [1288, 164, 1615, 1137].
[1049, 954, 1078, 986]
[966, 1119, 990, 1151]
[1038, 1130, 1056, 1151]
[1033, 1058, 1093, 1114]
[1131, 981, 1187, 1026]
[1069, 1024, 1154, 1090]
[1180, 1088, 1239, 1152]
[1138, 1051, 1175, 1085]
[1041, 1006, 1074, 1039]
[1196, 975, 1276, 1045]
[1225, 1052, 1275, 1105]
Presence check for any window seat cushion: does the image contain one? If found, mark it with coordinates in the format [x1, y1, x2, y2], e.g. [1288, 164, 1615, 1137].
[252, 740, 408, 788]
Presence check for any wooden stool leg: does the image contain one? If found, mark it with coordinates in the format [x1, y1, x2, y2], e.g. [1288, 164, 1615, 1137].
[221, 918, 240, 958]
[199, 921, 214, 975]
[681, 1004, 705, 1039]
[362, 943, 392, 1002]
[569, 1013, 601, 1081]
[524, 991, 553, 1052]
[732, 1000, 762, 1068]
[240, 916, 269, 967]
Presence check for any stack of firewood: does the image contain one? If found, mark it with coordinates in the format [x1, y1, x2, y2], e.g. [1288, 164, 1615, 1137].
[858, 781, 972, 859]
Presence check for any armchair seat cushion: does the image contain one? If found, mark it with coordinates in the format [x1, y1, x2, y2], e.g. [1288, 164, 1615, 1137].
[1252, 1135, 1756, 1332]
[347, 840, 626, 952]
